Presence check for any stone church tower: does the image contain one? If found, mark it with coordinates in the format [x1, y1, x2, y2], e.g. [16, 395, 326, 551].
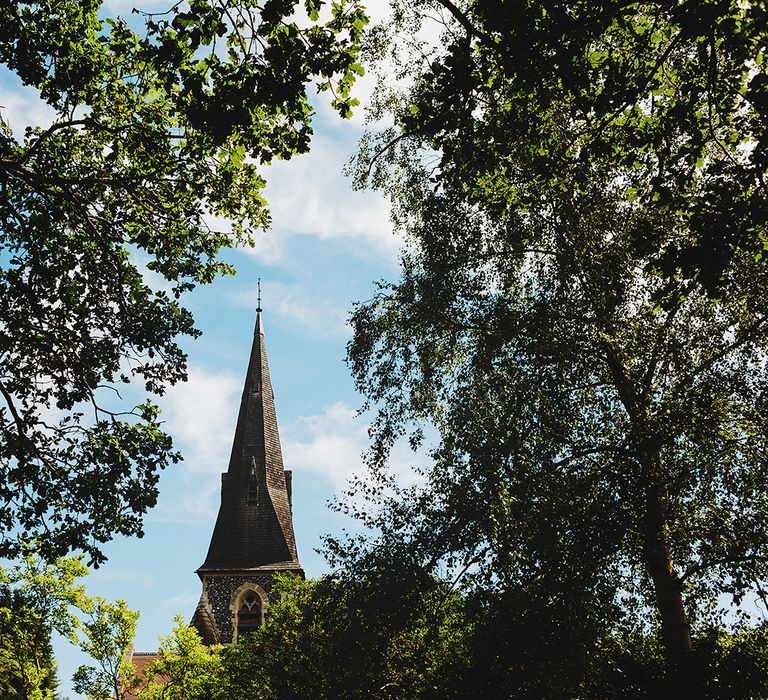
[190, 306, 303, 645]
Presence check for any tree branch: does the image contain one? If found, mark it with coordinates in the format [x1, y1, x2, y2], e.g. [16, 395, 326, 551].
[681, 552, 768, 583]
[551, 445, 631, 468]
[21, 119, 91, 162]
[0, 378, 30, 449]
[433, 0, 486, 44]
[642, 301, 682, 401]
[364, 129, 420, 182]
[673, 312, 768, 394]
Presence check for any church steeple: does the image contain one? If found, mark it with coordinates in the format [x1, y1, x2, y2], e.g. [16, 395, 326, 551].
[192, 305, 303, 644]
[197, 308, 300, 572]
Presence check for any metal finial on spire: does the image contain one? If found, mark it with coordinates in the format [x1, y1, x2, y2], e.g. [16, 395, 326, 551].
[256, 278, 262, 313]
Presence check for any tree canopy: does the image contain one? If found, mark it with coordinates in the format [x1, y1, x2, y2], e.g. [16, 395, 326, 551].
[359, 0, 767, 292]
[86, 571, 768, 699]
[344, 0, 768, 694]
[0, 0, 366, 564]
[0, 553, 138, 700]
[128, 572, 470, 700]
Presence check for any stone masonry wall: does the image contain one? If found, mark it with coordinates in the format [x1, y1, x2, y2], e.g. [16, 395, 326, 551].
[204, 574, 276, 644]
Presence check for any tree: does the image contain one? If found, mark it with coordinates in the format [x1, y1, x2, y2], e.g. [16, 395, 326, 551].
[72, 598, 139, 700]
[580, 625, 768, 699]
[348, 179, 768, 694]
[128, 573, 469, 700]
[0, 0, 367, 564]
[217, 570, 469, 699]
[0, 583, 57, 700]
[136, 618, 223, 700]
[0, 554, 119, 699]
[345, 4, 768, 689]
[0, 555, 95, 699]
[358, 0, 767, 291]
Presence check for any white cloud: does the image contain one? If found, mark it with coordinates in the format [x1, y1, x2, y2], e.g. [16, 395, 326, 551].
[253, 133, 398, 263]
[0, 81, 56, 140]
[154, 365, 240, 521]
[235, 281, 349, 338]
[200, 133, 397, 268]
[130, 252, 175, 295]
[174, 476, 222, 523]
[148, 365, 240, 521]
[197, 211, 288, 265]
[283, 401, 425, 491]
[241, 229, 287, 266]
[283, 402, 366, 489]
[162, 365, 240, 478]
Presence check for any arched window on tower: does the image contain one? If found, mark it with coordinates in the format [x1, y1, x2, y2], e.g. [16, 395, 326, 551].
[236, 589, 263, 640]
[247, 460, 259, 505]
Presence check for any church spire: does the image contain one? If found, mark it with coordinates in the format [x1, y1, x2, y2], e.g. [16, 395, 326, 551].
[197, 306, 301, 574]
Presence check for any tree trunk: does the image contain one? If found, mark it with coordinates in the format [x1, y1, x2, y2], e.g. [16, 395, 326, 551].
[642, 470, 693, 676]
[600, 338, 694, 684]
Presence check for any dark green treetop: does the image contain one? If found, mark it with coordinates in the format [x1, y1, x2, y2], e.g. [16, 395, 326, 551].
[358, 0, 768, 292]
[345, 1, 768, 692]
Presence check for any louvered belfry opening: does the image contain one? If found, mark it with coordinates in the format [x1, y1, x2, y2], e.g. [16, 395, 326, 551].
[236, 590, 262, 639]
[191, 308, 304, 645]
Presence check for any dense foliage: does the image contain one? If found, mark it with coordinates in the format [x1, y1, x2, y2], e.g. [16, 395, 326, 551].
[0, 554, 136, 700]
[346, 188, 768, 693]
[0, 582, 57, 700]
[343, 0, 768, 695]
[117, 573, 768, 699]
[0, 0, 367, 564]
[359, 0, 768, 292]
[132, 572, 469, 700]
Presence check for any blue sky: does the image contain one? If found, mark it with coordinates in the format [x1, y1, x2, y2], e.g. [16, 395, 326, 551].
[0, 0, 414, 695]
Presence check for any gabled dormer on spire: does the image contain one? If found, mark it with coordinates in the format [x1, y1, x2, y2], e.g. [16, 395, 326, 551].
[192, 306, 303, 644]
